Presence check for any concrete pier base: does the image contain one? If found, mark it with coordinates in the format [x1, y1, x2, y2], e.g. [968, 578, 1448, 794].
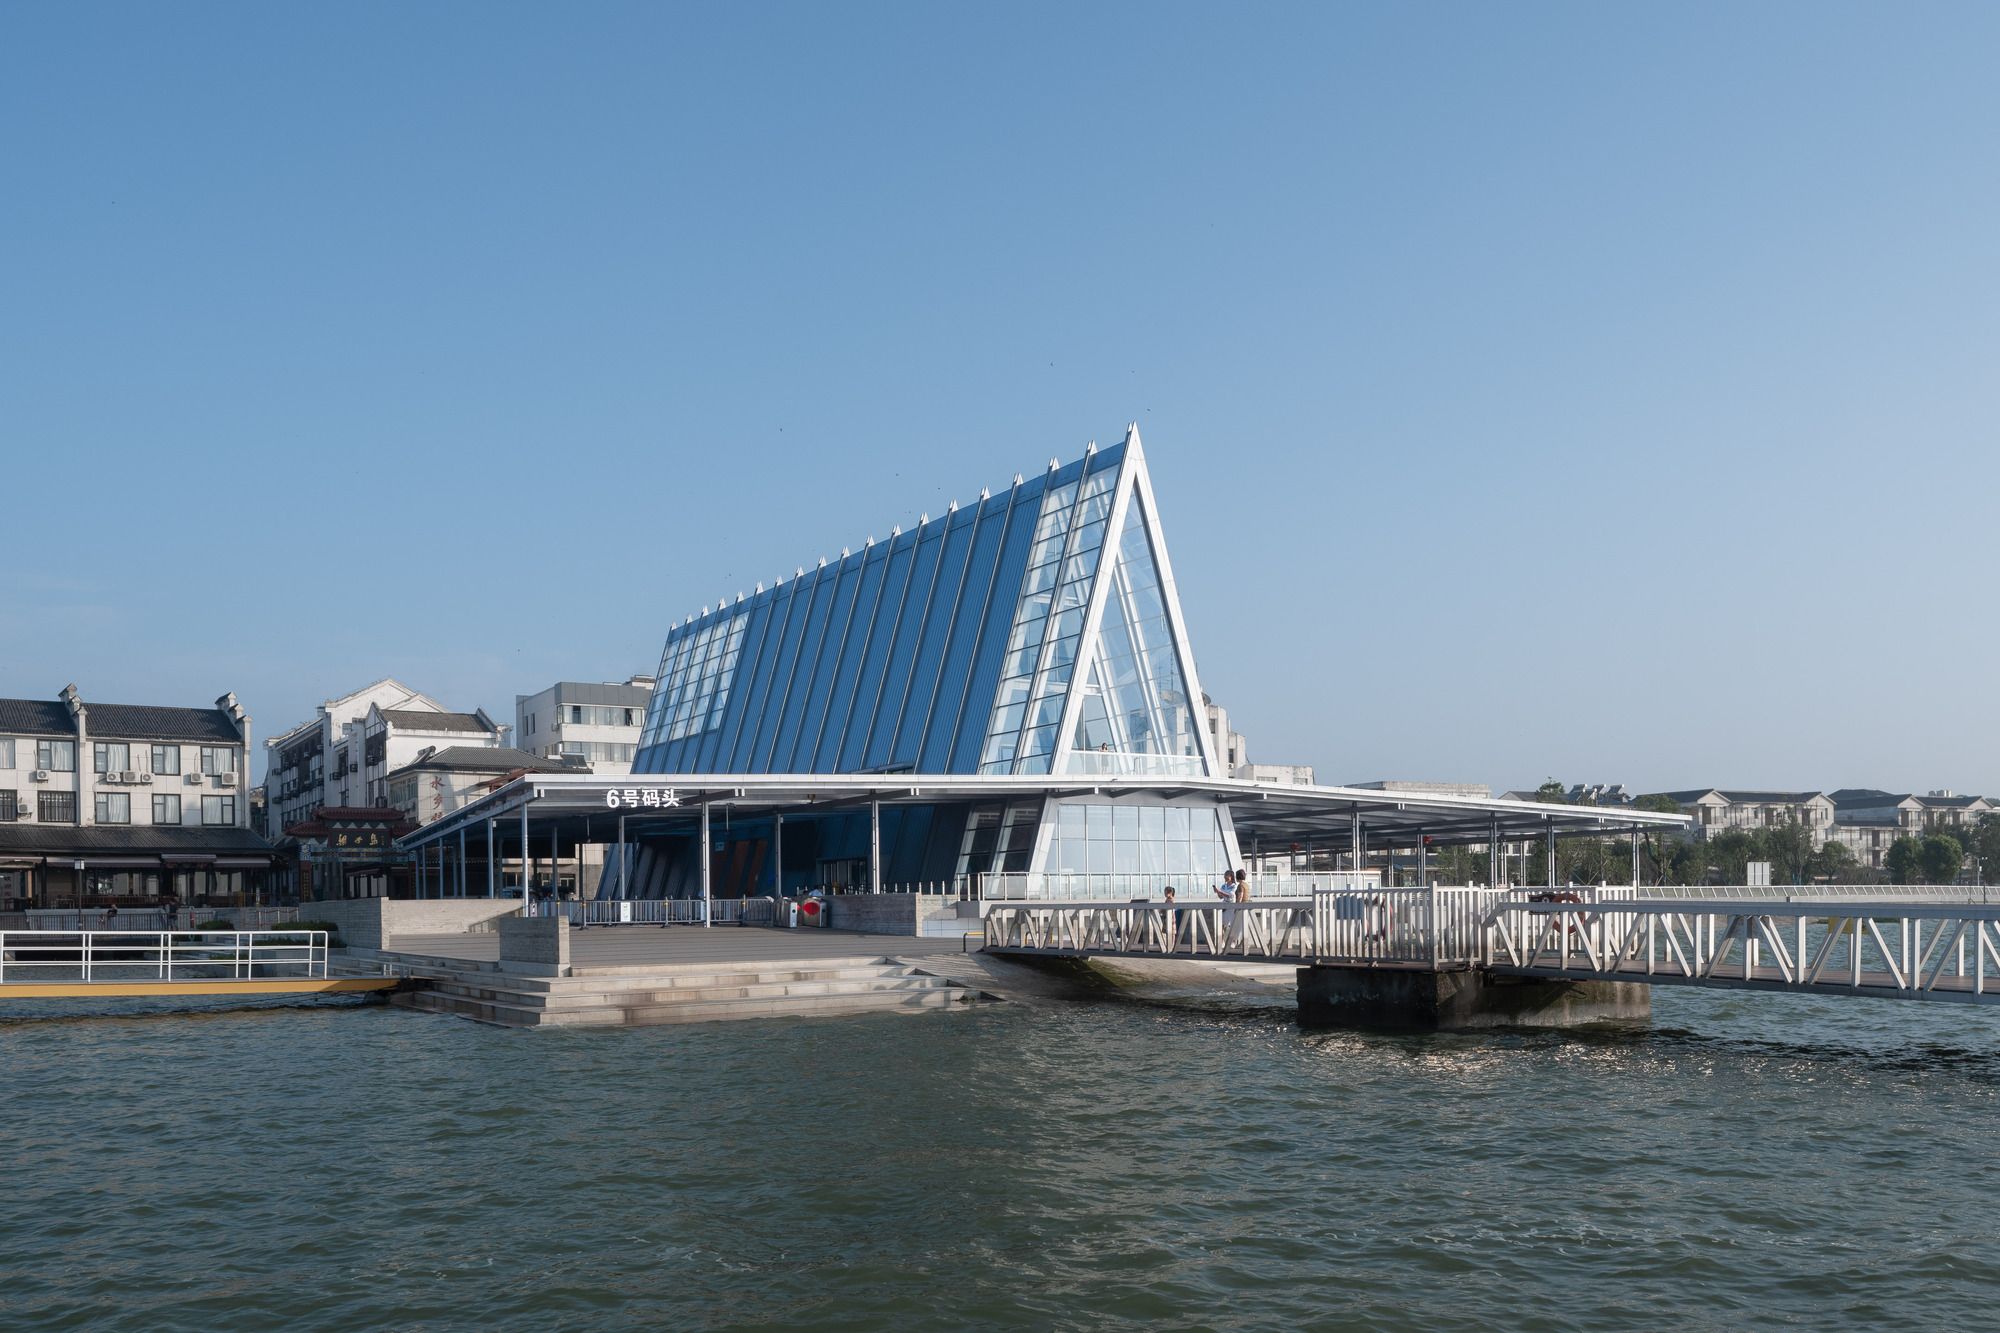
[1296, 966, 1651, 1031]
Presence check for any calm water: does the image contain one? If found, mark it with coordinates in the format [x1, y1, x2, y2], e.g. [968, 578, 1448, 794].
[4, 981, 2000, 1331]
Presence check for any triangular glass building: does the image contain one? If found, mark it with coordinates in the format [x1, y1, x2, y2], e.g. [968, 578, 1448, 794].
[626, 427, 1241, 896]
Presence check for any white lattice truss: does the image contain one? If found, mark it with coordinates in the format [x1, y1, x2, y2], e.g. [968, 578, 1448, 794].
[984, 888, 2000, 1006]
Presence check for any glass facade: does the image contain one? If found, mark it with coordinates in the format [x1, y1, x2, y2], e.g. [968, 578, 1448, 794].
[1064, 500, 1203, 775]
[1049, 801, 1231, 878]
[977, 463, 1121, 773]
[636, 441, 1128, 777]
[620, 431, 1241, 899]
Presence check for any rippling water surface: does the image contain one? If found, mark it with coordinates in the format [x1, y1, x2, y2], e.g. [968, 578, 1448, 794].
[4, 982, 2000, 1330]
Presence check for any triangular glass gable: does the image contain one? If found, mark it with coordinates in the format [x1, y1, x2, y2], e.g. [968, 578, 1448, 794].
[1060, 496, 1205, 776]
[977, 461, 1119, 774]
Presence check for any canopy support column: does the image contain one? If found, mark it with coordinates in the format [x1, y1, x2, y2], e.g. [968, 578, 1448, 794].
[700, 802, 712, 926]
[869, 800, 882, 894]
[486, 817, 495, 898]
[773, 813, 784, 899]
[1488, 817, 1500, 889]
[618, 814, 628, 899]
[1545, 818, 1557, 889]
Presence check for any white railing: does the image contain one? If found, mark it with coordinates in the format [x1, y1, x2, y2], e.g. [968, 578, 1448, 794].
[979, 872, 1372, 902]
[984, 900, 1317, 960]
[538, 898, 779, 927]
[1635, 884, 1998, 904]
[986, 885, 1639, 967]
[1483, 898, 2000, 1003]
[0, 930, 330, 985]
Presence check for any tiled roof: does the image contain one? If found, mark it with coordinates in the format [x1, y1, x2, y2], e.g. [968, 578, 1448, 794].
[88, 703, 241, 743]
[0, 699, 72, 737]
[0, 698, 240, 742]
[0, 824, 275, 857]
[388, 746, 565, 776]
[379, 709, 492, 734]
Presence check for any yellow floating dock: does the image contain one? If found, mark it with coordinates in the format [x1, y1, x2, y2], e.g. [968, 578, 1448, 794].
[0, 977, 400, 999]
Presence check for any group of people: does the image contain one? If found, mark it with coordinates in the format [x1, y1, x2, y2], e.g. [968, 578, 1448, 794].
[1150, 869, 1252, 945]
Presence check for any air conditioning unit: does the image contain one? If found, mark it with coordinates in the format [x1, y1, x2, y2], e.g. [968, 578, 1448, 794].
[214, 772, 239, 788]
[139, 772, 154, 784]
[14, 805, 29, 820]
[30, 769, 49, 782]
[184, 773, 203, 786]
[121, 770, 138, 783]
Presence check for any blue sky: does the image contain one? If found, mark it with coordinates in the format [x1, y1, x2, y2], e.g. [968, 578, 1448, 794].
[5, 3, 1997, 794]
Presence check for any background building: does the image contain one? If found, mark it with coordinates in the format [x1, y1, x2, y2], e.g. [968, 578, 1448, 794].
[388, 746, 567, 828]
[263, 679, 507, 899]
[515, 677, 655, 775]
[1640, 789, 1836, 849]
[0, 685, 271, 910]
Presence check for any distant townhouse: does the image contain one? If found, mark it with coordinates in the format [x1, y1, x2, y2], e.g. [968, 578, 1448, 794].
[1641, 789, 1836, 849]
[1827, 789, 1996, 870]
[514, 677, 656, 776]
[0, 685, 272, 911]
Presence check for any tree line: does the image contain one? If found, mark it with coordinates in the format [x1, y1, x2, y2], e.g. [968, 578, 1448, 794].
[1425, 782, 1999, 887]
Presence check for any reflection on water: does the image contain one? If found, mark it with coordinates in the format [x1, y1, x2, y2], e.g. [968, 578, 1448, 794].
[3, 984, 1999, 1330]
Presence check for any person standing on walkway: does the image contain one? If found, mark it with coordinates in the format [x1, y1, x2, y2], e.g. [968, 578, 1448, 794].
[1230, 870, 1251, 947]
[1162, 886, 1178, 947]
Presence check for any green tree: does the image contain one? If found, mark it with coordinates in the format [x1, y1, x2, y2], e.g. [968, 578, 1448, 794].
[1705, 830, 1761, 884]
[1633, 794, 1686, 885]
[1919, 834, 1965, 885]
[1808, 839, 1863, 884]
[1666, 839, 1712, 886]
[1763, 821, 1815, 885]
[1959, 814, 2000, 883]
[1885, 836, 1923, 884]
[1534, 779, 1567, 803]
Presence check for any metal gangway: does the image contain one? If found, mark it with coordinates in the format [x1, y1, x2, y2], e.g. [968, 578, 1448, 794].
[0, 929, 397, 999]
[982, 885, 2000, 1008]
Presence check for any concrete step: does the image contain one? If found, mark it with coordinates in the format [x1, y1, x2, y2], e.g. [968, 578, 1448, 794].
[548, 986, 979, 1027]
[404, 963, 922, 999]
[423, 973, 957, 1009]
[397, 977, 981, 1028]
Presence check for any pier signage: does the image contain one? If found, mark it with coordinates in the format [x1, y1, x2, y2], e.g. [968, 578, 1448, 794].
[605, 787, 682, 810]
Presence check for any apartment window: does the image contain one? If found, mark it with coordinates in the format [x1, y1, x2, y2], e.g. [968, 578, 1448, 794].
[153, 793, 181, 825]
[36, 739, 76, 772]
[151, 744, 181, 775]
[39, 791, 76, 823]
[200, 747, 238, 775]
[94, 792, 131, 824]
[571, 705, 584, 723]
[202, 795, 236, 825]
[93, 742, 131, 774]
[0, 738, 13, 768]
[0, 790, 17, 821]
